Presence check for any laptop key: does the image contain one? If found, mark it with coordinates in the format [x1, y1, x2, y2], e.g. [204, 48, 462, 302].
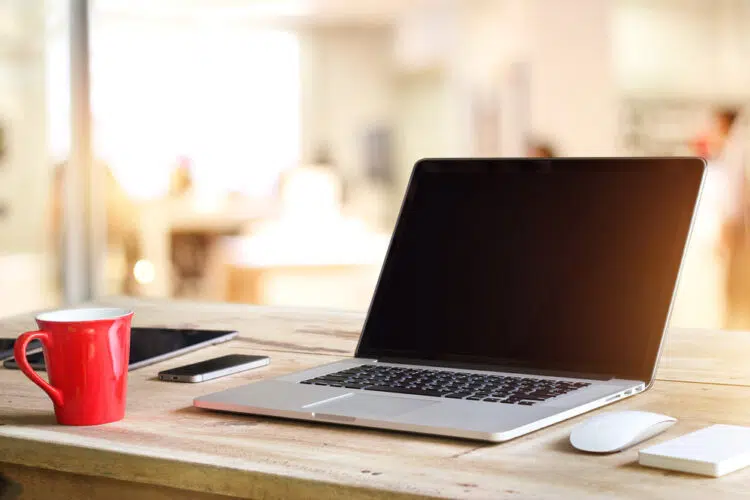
[364, 386, 444, 397]
[444, 392, 472, 399]
[310, 365, 592, 404]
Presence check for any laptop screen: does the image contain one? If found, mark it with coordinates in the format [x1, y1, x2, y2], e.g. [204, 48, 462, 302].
[356, 158, 705, 382]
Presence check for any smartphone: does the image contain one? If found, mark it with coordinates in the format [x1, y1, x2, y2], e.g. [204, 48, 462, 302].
[157, 354, 269, 383]
[0, 339, 42, 362]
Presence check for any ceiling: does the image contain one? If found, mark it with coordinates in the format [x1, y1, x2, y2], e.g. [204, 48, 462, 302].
[92, 0, 430, 26]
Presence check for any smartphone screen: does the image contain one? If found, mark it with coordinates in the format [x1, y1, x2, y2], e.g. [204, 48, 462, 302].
[162, 354, 268, 376]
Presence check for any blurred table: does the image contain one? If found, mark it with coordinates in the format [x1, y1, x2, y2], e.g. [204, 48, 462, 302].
[137, 196, 277, 300]
[223, 223, 390, 309]
[226, 262, 382, 310]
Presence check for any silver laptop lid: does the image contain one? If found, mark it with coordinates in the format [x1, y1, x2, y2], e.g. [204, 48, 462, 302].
[356, 158, 706, 384]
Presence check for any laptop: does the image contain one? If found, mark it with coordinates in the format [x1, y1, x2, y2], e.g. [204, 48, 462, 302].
[195, 157, 706, 442]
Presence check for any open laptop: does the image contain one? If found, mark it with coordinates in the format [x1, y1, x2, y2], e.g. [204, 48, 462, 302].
[195, 157, 706, 442]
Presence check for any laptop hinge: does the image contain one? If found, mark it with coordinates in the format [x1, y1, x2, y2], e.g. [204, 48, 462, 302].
[376, 357, 613, 381]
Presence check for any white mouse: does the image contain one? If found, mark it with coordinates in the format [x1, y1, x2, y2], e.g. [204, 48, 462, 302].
[569, 410, 677, 453]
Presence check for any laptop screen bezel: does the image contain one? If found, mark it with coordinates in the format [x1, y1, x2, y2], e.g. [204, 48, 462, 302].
[354, 157, 706, 384]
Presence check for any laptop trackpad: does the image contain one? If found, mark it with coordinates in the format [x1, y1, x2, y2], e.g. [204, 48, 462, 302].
[305, 393, 437, 419]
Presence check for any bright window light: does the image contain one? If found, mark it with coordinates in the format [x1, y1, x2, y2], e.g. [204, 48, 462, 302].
[47, 19, 300, 200]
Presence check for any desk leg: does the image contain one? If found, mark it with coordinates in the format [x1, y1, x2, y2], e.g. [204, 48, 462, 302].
[0, 462, 235, 500]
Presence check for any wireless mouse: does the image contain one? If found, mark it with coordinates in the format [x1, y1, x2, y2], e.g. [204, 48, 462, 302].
[569, 410, 677, 453]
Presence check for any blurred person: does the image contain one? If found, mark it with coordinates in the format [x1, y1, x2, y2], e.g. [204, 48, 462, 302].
[715, 108, 739, 154]
[691, 107, 739, 159]
[711, 107, 750, 328]
[50, 160, 143, 296]
[526, 140, 558, 158]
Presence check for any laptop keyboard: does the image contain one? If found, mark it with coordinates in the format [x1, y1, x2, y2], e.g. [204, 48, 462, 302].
[300, 365, 590, 406]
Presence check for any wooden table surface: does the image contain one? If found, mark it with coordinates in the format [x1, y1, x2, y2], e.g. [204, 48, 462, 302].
[1, 297, 750, 499]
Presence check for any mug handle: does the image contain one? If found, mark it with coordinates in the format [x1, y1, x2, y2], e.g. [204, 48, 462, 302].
[14, 331, 64, 407]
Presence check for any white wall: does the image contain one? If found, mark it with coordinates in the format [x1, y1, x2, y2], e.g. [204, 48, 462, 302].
[615, 0, 750, 98]
[424, 0, 618, 157]
[0, 2, 57, 317]
[0, 253, 57, 317]
[0, 1, 50, 254]
[299, 26, 394, 178]
[393, 71, 452, 194]
[526, 0, 618, 156]
[302, 0, 750, 169]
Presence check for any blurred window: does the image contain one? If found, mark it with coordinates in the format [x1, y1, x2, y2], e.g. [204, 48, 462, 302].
[48, 20, 299, 199]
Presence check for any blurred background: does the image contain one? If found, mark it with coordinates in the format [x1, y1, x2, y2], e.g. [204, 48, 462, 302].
[0, 0, 749, 329]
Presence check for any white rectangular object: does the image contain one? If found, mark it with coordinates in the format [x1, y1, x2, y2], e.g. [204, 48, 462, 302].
[639, 424, 750, 477]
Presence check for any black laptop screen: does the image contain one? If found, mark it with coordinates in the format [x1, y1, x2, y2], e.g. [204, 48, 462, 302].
[356, 158, 705, 382]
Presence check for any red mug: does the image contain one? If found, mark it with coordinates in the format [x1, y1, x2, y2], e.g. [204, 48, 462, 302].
[14, 307, 133, 426]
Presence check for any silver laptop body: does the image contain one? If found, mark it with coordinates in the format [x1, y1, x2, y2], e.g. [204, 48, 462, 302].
[195, 157, 706, 442]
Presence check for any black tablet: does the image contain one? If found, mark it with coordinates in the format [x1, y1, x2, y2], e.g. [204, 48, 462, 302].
[0, 338, 41, 361]
[2, 327, 238, 371]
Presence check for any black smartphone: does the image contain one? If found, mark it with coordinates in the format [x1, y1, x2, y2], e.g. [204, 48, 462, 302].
[0, 338, 42, 362]
[158, 354, 270, 383]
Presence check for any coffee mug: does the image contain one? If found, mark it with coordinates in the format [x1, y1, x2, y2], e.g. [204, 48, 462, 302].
[14, 307, 133, 425]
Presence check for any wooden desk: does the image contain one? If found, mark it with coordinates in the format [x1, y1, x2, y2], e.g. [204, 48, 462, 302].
[1, 298, 750, 499]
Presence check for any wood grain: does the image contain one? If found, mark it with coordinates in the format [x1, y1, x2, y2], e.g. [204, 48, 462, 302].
[0, 461, 237, 500]
[0, 298, 749, 499]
